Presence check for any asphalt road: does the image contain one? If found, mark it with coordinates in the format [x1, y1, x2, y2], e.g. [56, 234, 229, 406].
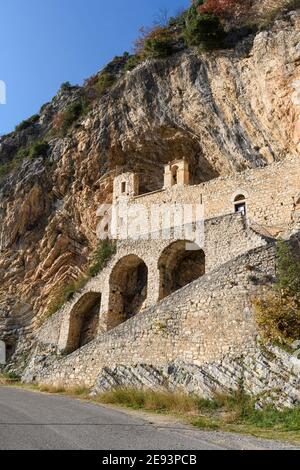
[0, 387, 297, 450]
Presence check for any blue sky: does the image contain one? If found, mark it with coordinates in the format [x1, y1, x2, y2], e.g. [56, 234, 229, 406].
[0, 0, 189, 136]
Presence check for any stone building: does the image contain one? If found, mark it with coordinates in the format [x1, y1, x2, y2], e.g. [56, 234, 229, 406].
[19, 155, 300, 404]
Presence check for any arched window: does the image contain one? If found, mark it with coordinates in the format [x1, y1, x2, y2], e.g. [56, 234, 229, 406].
[158, 241, 205, 300]
[108, 255, 148, 331]
[234, 194, 246, 216]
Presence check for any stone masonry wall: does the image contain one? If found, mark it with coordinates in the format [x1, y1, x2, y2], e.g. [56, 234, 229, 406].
[132, 155, 300, 234]
[92, 344, 300, 409]
[23, 244, 277, 388]
[34, 156, 300, 348]
[36, 211, 266, 347]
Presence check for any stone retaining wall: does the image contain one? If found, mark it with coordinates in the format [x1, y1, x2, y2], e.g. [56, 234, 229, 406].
[132, 155, 300, 233]
[36, 212, 267, 349]
[92, 344, 300, 409]
[23, 244, 276, 388]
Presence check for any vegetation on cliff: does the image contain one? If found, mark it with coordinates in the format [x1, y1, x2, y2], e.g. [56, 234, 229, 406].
[254, 240, 300, 348]
[40, 240, 116, 326]
[0, 0, 299, 338]
[1, 0, 299, 149]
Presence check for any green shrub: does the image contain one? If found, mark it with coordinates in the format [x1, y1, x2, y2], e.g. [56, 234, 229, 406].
[245, 404, 300, 431]
[52, 99, 88, 136]
[38, 241, 116, 326]
[254, 292, 300, 346]
[28, 141, 49, 159]
[16, 141, 49, 160]
[184, 11, 225, 50]
[15, 114, 39, 132]
[41, 275, 90, 324]
[0, 372, 20, 384]
[168, 9, 188, 29]
[134, 25, 176, 59]
[124, 55, 142, 72]
[143, 27, 174, 58]
[0, 162, 11, 181]
[60, 81, 72, 92]
[62, 101, 85, 130]
[95, 72, 116, 98]
[254, 240, 300, 346]
[16, 147, 30, 160]
[0, 140, 49, 183]
[88, 240, 116, 277]
[275, 240, 300, 296]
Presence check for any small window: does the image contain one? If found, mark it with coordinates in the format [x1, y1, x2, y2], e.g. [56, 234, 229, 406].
[171, 166, 179, 186]
[234, 194, 246, 216]
[235, 202, 246, 215]
[121, 182, 126, 194]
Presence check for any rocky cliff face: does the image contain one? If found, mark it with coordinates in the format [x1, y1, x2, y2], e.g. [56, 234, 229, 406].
[0, 9, 299, 352]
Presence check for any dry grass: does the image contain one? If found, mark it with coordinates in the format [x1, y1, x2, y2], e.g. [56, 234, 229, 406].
[0, 376, 10, 386]
[96, 388, 300, 444]
[1, 378, 299, 445]
[37, 383, 90, 397]
[0, 373, 20, 385]
[96, 388, 209, 414]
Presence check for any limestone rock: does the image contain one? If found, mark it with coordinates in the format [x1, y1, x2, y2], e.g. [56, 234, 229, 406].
[0, 9, 299, 365]
[92, 344, 300, 409]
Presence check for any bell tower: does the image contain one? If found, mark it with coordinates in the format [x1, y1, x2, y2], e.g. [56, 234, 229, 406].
[164, 159, 189, 189]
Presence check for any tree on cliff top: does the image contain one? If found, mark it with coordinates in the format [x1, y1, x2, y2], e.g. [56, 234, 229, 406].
[184, 2, 225, 50]
[197, 0, 252, 19]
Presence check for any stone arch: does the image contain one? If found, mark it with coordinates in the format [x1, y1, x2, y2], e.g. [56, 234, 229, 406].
[158, 240, 205, 300]
[2, 338, 17, 363]
[64, 292, 101, 354]
[231, 190, 249, 203]
[108, 254, 148, 331]
[234, 194, 247, 216]
[0, 340, 6, 365]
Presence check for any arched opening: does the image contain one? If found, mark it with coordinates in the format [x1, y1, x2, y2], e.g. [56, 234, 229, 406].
[0, 340, 6, 365]
[121, 181, 126, 194]
[6, 341, 16, 362]
[65, 292, 101, 354]
[108, 255, 148, 331]
[158, 241, 205, 300]
[171, 165, 179, 186]
[234, 194, 246, 216]
[1, 338, 17, 363]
